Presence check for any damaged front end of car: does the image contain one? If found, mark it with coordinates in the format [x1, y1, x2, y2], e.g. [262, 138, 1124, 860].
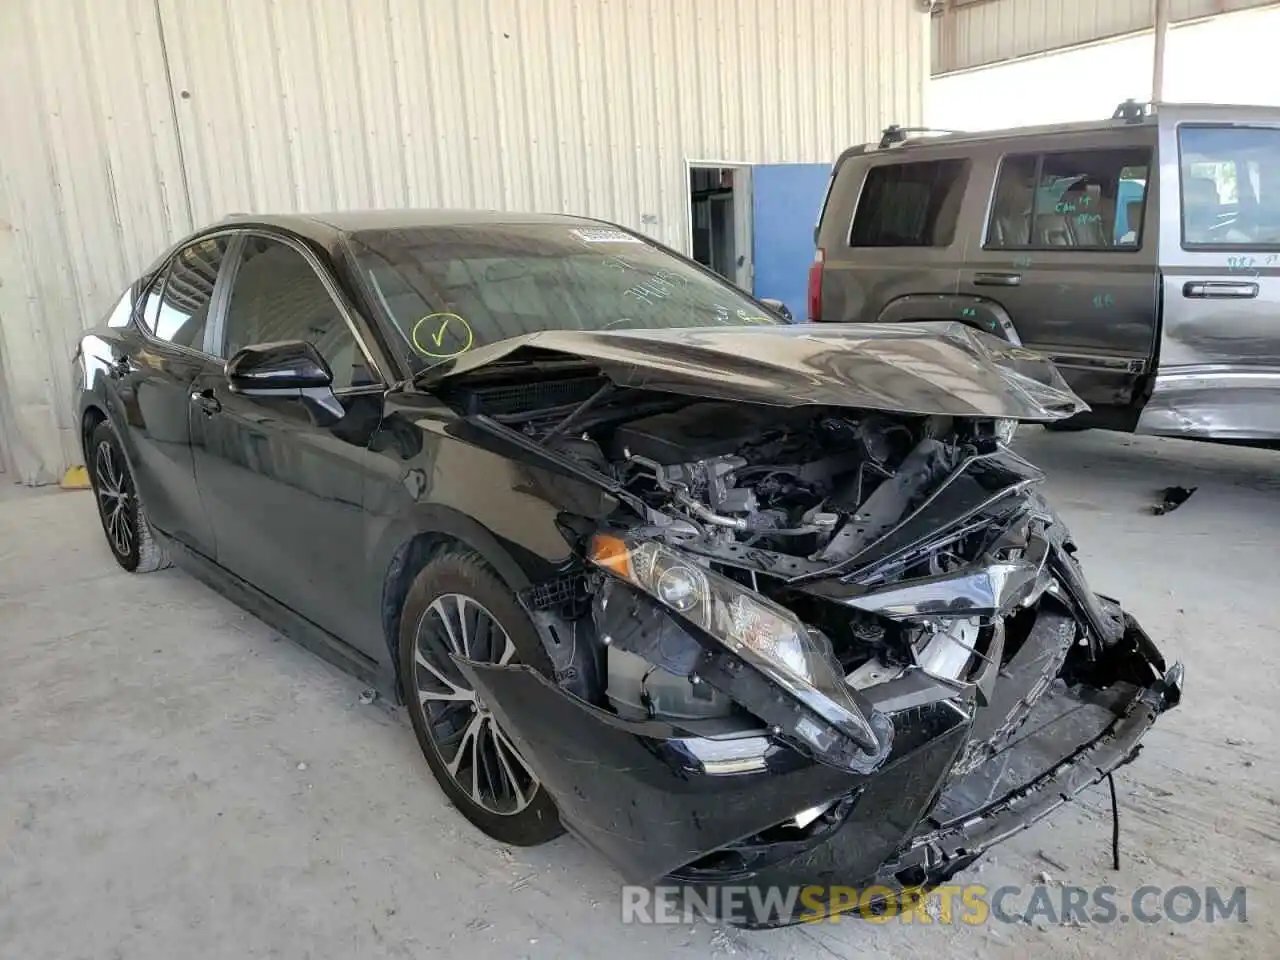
[437, 326, 1182, 927]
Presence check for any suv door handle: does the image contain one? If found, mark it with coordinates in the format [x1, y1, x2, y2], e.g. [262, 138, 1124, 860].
[1183, 281, 1258, 299]
[973, 272, 1022, 287]
[190, 389, 222, 416]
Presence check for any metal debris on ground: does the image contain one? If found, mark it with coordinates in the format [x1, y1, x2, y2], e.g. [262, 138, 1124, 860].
[1036, 849, 1069, 871]
[1152, 485, 1197, 515]
[358, 689, 377, 705]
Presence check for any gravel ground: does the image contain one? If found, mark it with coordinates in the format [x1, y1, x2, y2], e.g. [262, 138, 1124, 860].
[2, 428, 1277, 959]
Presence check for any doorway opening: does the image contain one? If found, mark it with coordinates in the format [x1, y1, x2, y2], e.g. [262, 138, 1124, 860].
[687, 164, 753, 291]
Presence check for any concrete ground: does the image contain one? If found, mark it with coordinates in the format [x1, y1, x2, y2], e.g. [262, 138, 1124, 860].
[2, 428, 1277, 959]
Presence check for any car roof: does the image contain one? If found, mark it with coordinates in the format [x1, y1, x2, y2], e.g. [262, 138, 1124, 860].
[837, 101, 1280, 163]
[211, 208, 604, 247]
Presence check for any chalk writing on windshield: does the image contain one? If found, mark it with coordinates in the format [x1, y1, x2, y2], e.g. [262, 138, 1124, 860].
[623, 269, 689, 307]
[710, 303, 775, 325]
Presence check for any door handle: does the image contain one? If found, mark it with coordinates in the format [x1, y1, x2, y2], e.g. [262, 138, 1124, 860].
[1183, 280, 1259, 299]
[973, 272, 1022, 287]
[190, 389, 222, 416]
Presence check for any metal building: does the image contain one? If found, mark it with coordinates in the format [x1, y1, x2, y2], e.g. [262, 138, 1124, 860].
[0, 0, 928, 485]
[931, 0, 1277, 75]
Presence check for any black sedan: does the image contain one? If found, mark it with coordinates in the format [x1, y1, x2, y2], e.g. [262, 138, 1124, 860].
[74, 210, 1182, 925]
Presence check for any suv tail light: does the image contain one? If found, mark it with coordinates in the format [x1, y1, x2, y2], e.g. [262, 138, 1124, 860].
[806, 248, 825, 322]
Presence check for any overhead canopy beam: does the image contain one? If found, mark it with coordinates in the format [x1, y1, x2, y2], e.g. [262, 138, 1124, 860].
[931, 0, 1277, 75]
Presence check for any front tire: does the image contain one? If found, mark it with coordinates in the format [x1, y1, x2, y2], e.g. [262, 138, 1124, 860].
[88, 421, 171, 573]
[398, 548, 564, 846]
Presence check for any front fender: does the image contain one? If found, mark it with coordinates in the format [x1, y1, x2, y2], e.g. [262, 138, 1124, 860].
[366, 403, 617, 681]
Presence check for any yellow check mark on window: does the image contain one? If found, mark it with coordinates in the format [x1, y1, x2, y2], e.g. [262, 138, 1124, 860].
[411, 312, 474, 359]
[431, 316, 450, 347]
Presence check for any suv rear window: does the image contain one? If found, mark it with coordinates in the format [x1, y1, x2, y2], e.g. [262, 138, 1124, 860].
[849, 159, 969, 247]
[1179, 126, 1280, 249]
[987, 148, 1151, 250]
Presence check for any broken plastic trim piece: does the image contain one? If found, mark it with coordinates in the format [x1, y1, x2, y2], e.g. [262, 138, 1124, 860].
[841, 526, 1052, 620]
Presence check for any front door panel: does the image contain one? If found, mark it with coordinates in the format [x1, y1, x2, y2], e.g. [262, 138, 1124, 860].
[189, 377, 385, 653]
[1140, 266, 1280, 438]
[1140, 118, 1280, 439]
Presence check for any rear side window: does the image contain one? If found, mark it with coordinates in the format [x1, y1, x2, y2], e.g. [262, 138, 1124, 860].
[849, 159, 969, 247]
[138, 273, 165, 331]
[987, 148, 1151, 250]
[147, 236, 231, 351]
[1179, 126, 1280, 249]
[105, 286, 137, 328]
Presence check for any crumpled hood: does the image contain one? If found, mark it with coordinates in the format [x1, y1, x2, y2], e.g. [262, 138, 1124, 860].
[421, 321, 1088, 421]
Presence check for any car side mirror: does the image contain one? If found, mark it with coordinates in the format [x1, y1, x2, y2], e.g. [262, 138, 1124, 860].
[759, 298, 794, 323]
[225, 340, 343, 424]
[226, 340, 333, 391]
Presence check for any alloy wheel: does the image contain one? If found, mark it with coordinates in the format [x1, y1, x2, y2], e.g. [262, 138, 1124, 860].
[413, 593, 540, 816]
[94, 440, 134, 558]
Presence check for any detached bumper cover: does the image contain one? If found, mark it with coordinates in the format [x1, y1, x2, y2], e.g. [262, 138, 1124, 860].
[455, 608, 1181, 922]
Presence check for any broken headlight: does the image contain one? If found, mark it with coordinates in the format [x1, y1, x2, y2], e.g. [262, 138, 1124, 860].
[589, 533, 883, 753]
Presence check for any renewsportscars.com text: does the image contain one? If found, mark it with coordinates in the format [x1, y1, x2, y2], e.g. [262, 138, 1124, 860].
[621, 883, 1248, 926]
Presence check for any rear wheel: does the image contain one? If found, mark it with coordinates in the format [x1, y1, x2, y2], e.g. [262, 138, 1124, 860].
[398, 548, 563, 846]
[88, 421, 171, 573]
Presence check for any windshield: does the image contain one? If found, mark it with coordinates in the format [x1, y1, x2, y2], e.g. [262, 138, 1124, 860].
[345, 223, 784, 368]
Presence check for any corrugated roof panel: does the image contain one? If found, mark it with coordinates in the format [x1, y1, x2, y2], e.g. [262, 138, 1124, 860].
[933, 0, 1279, 74]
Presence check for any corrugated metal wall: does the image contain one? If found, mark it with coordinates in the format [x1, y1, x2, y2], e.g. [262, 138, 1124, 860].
[0, 0, 926, 485]
[0, 0, 190, 485]
[931, 0, 1278, 74]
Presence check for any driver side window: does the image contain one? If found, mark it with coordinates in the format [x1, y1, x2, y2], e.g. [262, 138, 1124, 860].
[221, 236, 377, 390]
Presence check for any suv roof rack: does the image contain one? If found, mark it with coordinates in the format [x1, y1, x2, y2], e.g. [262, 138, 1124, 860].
[878, 124, 964, 149]
[1112, 99, 1154, 123]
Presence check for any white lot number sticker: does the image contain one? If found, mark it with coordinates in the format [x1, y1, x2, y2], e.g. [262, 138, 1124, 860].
[570, 228, 642, 244]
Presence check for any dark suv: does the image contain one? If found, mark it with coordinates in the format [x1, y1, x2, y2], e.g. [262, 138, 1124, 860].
[810, 101, 1280, 441]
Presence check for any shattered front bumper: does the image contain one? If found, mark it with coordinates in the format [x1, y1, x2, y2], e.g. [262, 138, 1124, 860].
[456, 607, 1181, 928]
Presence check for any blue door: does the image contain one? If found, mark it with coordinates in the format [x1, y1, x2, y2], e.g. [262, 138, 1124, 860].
[751, 163, 832, 321]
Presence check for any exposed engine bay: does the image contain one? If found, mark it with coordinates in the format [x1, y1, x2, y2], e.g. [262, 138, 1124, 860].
[441, 356, 1181, 918]
[568, 399, 1023, 736]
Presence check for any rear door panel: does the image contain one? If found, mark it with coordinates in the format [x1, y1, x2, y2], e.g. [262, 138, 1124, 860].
[110, 238, 234, 556]
[957, 133, 1160, 409]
